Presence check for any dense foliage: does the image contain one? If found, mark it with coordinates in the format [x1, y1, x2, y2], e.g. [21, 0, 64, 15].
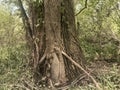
[76, 0, 120, 63]
[0, 2, 29, 89]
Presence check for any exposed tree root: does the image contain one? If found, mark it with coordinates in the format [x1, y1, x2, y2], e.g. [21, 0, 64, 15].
[37, 47, 102, 90]
[39, 53, 46, 64]
[57, 74, 87, 90]
[61, 51, 102, 90]
[38, 47, 102, 90]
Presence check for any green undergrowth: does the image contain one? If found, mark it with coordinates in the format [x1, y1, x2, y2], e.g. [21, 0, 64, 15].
[0, 44, 30, 90]
[0, 55, 120, 90]
[70, 63, 120, 90]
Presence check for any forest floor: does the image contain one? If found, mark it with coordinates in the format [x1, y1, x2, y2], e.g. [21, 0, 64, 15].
[70, 60, 120, 90]
[0, 60, 120, 90]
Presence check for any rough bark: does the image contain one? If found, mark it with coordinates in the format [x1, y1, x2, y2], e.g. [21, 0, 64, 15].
[44, 0, 66, 85]
[18, 0, 85, 88]
[61, 0, 85, 81]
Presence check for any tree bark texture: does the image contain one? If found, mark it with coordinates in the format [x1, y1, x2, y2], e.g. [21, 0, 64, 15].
[44, 0, 66, 84]
[18, 0, 85, 87]
[61, 0, 85, 81]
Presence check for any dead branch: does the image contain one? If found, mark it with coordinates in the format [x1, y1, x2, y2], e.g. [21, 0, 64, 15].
[75, 0, 88, 16]
[62, 51, 102, 90]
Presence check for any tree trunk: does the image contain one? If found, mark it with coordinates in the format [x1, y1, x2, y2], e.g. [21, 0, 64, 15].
[44, 0, 66, 85]
[61, 0, 85, 81]
[18, 0, 85, 88]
